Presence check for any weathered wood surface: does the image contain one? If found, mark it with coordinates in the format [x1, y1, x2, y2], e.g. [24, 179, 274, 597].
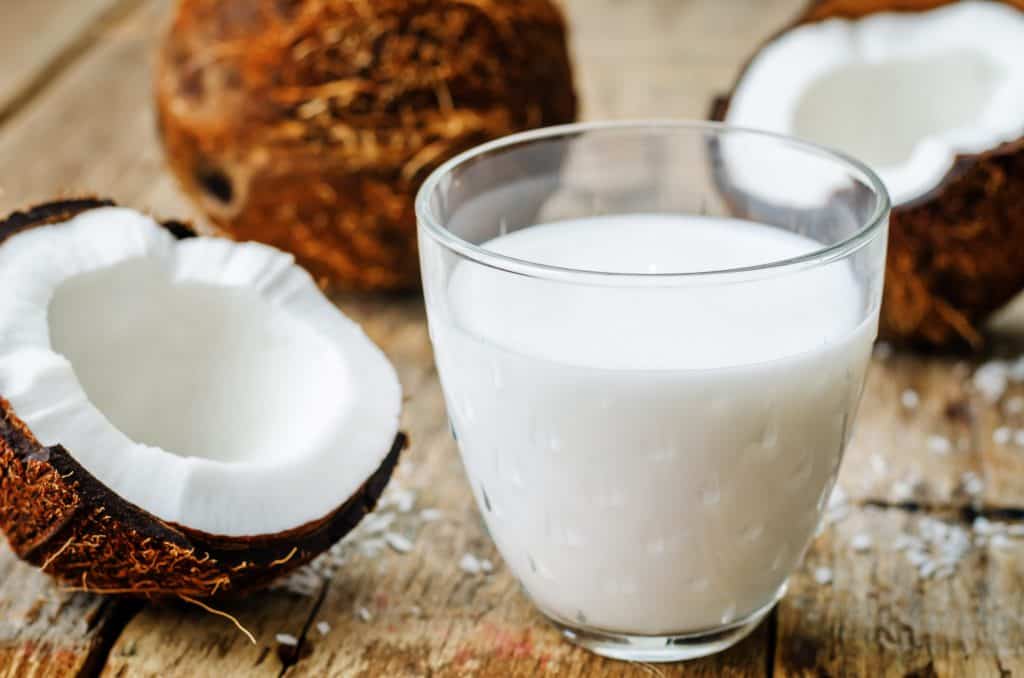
[0, 0, 134, 122]
[2, 0, 1024, 676]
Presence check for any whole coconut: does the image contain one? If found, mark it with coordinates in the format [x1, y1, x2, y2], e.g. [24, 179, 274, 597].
[156, 0, 577, 291]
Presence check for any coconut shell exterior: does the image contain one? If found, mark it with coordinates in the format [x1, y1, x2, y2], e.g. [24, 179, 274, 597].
[712, 0, 1024, 350]
[0, 199, 405, 597]
[155, 0, 578, 292]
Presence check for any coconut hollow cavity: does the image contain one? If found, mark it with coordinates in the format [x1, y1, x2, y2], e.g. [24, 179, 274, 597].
[713, 0, 1024, 350]
[0, 199, 404, 596]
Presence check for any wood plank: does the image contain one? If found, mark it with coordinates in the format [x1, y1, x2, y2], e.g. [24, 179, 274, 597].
[775, 505, 1024, 677]
[568, 0, 806, 120]
[0, 544, 125, 678]
[0, 0, 195, 222]
[839, 352, 979, 507]
[101, 592, 324, 678]
[0, 0, 133, 122]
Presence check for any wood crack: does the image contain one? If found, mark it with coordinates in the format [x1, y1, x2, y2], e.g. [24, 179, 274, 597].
[765, 607, 777, 678]
[0, 0, 146, 128]
[277, 578, 329, 677]
[861, 498, 1024, 522]
[76, 598, 143, 678]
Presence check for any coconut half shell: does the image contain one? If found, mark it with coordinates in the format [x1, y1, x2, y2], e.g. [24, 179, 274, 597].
[155, 0, 578, 292]
[0, 199, 406, 597]
[712, 0, 1024, 350]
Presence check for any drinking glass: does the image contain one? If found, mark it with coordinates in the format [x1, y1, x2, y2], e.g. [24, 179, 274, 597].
[416, 121, 889, 662]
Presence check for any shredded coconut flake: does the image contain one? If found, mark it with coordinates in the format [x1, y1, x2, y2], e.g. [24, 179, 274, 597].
[961, 472, 984, 497]
[357, 607, 373, 622]
[316, 621, 331, 636]
[850, 533, 872, 552]
[459, 553, 483, 575]
[994, 426, 1013, 445]
[276, 633, 298, 646]
[926, 435, 952, 456]
[420, 508, 443, 522]
[974, 361, 1009, 403]
[813, 567, 833, 585]
[385, 532, 414, 554]
[901, 389, 920, 410]
[1005, 396, 1024, 415]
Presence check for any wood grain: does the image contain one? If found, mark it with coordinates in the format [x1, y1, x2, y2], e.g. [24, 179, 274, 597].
[840, 353, 979, 507]
[0, 0, 133, 122]
[0, 546, 126, 678]
[777, 505, 1024, 677]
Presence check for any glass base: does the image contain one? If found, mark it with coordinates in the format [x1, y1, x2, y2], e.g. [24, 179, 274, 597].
[544, 589, 781, 663]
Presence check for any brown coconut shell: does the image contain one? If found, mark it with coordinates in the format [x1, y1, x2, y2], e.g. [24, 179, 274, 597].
[712, 0, 1024, 350]
[0, 199, 406, 597]
[155, 0, 578, 292]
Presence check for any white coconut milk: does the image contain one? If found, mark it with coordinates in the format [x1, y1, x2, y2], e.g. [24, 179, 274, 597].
[431, 214, 875, 635]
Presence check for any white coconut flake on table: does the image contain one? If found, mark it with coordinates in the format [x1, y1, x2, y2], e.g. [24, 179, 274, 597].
[459, 553, 484, 575]
[382, 486, 417, 513]
[813, 567, 833, 585]
[892, 479, 915, 502]
[926, 435, 952, 456]
[974, 361, 1009, 403]
[960, 471, 985, 497]
[357, 606, 373, 623]
[1005, 395, 1024, 415]
[385, 532, 414, 553]
[899, 516, 973, 579]
[316, 621, 331, 636]
[361, 512, 396, 534]
[994, 426, 1013, 445]
[901, 388, 920, 410]
[818, 491, 851, 536]
[276, 633, 299, 646]
[991, 534, 1014, 549]
[420, 508, 443, 522]
[1013, 429, 1024, 448]
[850, 533, 872, 552]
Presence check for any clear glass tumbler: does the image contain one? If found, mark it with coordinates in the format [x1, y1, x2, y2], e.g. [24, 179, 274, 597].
[416, 121, 889, 662]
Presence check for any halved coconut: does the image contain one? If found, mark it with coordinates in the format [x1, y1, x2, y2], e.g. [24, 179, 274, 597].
[0, 199, 404, 597]
[713, 0, 1024, 349]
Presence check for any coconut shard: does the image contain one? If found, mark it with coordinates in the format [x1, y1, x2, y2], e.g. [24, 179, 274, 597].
[155, 0, 578, 292]
[713, 0, 1024, 350]
[0, 199, 404, 597]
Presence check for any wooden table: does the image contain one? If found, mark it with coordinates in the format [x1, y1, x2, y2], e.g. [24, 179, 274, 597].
[2, 1, 1023, 675]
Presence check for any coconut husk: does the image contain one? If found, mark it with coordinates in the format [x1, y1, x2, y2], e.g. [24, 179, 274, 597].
[0, 199, 406, 597]
[712, 0, 1024, 350]
[155, 0, 578, 292]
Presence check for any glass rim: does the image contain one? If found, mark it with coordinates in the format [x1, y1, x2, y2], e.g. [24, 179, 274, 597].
[415, 120, 891, 285]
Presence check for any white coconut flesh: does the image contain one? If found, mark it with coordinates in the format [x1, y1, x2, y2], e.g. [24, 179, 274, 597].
[0, 207, 401, 537]
[725, 1, 1024, 205]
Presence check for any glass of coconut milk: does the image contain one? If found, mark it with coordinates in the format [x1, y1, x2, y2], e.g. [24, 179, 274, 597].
[416, 121, 889, 662]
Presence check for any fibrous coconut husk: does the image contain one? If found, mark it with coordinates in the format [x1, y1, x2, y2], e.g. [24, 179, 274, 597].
[712, 0, 1024, 350]
[0, 199, 406, 598]
[155, 0, 578, 292]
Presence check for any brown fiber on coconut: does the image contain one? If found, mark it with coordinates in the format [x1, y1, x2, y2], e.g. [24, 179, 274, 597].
[0, 199, 405, 597]
[712, 0, 1024, 350]
[155, 0, 578, 292]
